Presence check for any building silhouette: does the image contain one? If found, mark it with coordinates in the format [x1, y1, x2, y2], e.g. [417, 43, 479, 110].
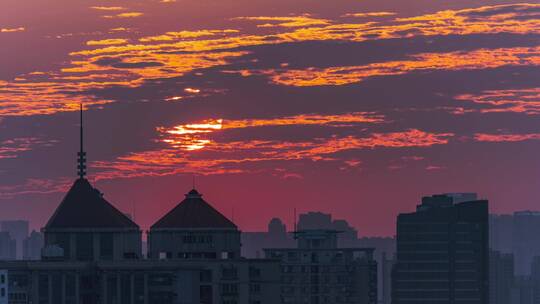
[0, 233, 15, 261]
[147, 188, 280, 304]
[392, 194, 489, 304]
[513, 211, 540, 276]
[489, 214, 513, 254]
[490, 250, 514, 304]
[22, 231, 43, 260]
[265, 229, 377, 304]
[0, 106, 281, 304]
[0, 221, 28, 260]
[241, 218, 295, 258]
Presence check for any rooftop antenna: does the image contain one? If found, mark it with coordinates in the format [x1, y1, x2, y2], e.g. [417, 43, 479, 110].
[77, 103, 87, 179]
[192, 175, 196, 189]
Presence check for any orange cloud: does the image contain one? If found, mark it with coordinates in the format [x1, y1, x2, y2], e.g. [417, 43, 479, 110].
[241, 46, 540, 86]
[90, 6, 125, 11]
[86, 39, 129, 46]
[474, 133, 540, 142]
[233, 15, 331, 28]
[455, 88, 540, 115]
[342, 12, 396, 18]
[103, 12, 143, 18]
[89, 128, 453, 180]
[1, 27, 25, 33]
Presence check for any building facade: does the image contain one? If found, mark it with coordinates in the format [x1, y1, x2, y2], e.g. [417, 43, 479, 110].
[22, 231, 43, 261]
[265, 230, 377, 304]
[392, 194, 489, 304]
[489, 250, 514, 304]
[0, 233, 16, 261]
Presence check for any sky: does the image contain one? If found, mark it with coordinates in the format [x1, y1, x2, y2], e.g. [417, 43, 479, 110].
[0, 0, 539, 236]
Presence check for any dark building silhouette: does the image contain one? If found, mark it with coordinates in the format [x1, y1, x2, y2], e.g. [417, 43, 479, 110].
[0, 221, 28, 260]
[22, 230, 43, 260]
[0, 106, 280, 304]
[513, 211, 540, 276]
[265, 229, 377, 304]
[489, 214, 513, 254]
[393, 194, 489, 304]
[0, 232, 15, 261]
[241, 218, 295, 258]
[147, 187, 280, 303]
[148, 188, 240, 260]
[490, 250, 514, 304]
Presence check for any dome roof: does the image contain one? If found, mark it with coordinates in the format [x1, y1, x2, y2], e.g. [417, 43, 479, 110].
[44, 178, 139, 230]
[151, 189, 237, 230]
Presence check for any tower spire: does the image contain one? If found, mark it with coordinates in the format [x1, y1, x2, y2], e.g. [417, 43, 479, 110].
[77, 103, 87, 179]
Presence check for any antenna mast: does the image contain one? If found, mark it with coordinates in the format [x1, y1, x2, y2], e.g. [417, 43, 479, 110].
[77, 104, 87, 179]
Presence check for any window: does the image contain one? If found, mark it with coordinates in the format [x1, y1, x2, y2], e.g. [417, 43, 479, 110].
[222, 267, 237, 280]
[100, 233, 114, 260]
[0, 274, 4, 284]
[250, 284, 261, 294]
[200, 270, 213, 283]
[76, 233, 94, 261]
[221, 283, 238, 295]
[249, 267, 261, 278]
[0, 288, 4, 297]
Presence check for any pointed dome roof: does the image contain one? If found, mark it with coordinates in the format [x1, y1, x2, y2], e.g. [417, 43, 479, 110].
[44, 178, 139, 230]
[151, 189, 237, 230]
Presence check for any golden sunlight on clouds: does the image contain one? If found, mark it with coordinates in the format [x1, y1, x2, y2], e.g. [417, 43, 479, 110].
[456, 88, 540, 115]
[475, 133, 540, 142]
[139, 30, 239, 42]
[342, 12, 396, 18]
[3, 3, 540, 117]
[233, 15, 331, 28]
[243, 46, 540, 86]
[1, 27, 25, 33]
[86, 39, 129, 46]
[90, 6, 125, 11]
[91, 128, 452, 180]
[157, 113, 384, 151]
[103, 12, 143, 18]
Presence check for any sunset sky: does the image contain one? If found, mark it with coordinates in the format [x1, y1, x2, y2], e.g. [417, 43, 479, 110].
[1, 0, 539, 236]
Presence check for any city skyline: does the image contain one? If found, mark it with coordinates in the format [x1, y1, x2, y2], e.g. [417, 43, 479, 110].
[1, 0, 540, 236]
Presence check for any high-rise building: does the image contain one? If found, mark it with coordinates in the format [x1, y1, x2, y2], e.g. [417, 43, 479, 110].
[490, 250, 514, 304]
[22, 231, 43, 260]
[513, 211, 540, 276]
[393, 194, 489, 304]
[0, 221, 28, 260]
[0, 233, 15, 261]
[264, 229, 377, 304]
[489, 214, 513, 254]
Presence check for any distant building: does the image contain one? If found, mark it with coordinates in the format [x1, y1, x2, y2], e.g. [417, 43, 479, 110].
[393, 194, 489, 304]
[0, 221, 28, 260]
[513, 276, 534, 304]
[530, 256, 540, 304]
[490, 250, 514, 304]
[380, 252, 393, 304]
[489, 214, 513, 254]
[242, 218, 295, 258]
[513, 211, 540, 276]
[265, 229, 377, 304]
[0, 233, 15, 261]
[297, 212, 358, 245]
[22, 231, 43, 260]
